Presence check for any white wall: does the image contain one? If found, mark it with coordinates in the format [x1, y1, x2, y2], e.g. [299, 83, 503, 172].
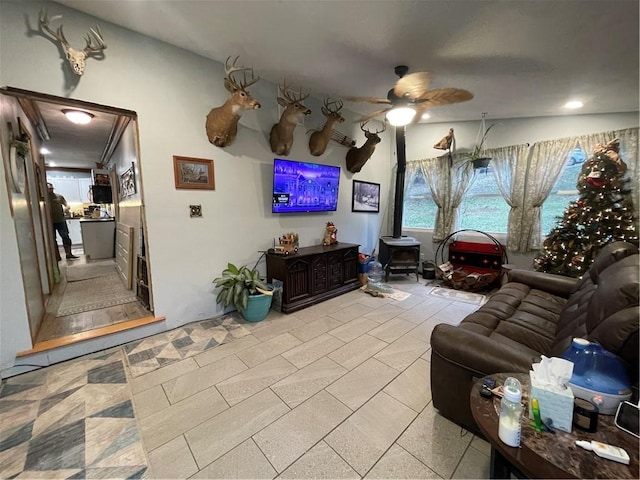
[0, 0, 390, 372]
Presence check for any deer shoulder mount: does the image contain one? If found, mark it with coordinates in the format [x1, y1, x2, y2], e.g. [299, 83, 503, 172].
[38, 9, 107, 76]
[269, 82, 311, 156]
[346, 122, 386, 173]
[205, 56, 261, 148]
[308, 98, 345, 156]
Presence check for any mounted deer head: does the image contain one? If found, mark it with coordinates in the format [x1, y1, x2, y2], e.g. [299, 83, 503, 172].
[205, 56, 261, 147]
[346, 122, 386, 173]
[308, 98, 345, 156]
[269, 81, 311, 156]
[38, 9, 107, 76]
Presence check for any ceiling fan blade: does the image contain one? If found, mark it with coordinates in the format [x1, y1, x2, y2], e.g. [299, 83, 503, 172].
[344, 96, 391, 105]
[416, 88, 474, 107]
[355, 108, 391, 123]
[394, 72, 432, 99]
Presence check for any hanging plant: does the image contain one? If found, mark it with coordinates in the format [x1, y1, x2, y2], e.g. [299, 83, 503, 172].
[10, 136, 30, 158]
[464, 114, 495, 169]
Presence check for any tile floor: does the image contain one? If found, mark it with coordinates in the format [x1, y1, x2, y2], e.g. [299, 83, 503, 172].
[1, 276, 492, 479]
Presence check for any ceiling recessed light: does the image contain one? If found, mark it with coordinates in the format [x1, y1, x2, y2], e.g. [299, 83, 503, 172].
[564, 100, 584, 109]
[49, 162, 56, 166]
[62, 109, 94, 124]
[40, 147, 51, 155]
[421, 113, 431, 120]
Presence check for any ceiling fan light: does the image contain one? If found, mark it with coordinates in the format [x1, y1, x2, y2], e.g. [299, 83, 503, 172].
[386, 106, 416, 126]
[62, 109, 94, 125]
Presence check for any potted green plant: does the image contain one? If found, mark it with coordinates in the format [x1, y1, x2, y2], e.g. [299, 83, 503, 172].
[464, 115, 495, 169]
[213, 262, 273, 322]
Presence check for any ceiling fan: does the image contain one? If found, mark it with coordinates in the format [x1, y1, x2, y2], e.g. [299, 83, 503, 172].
[345, 65, 473, 126]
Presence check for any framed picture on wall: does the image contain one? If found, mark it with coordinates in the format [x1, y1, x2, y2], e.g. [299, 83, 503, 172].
[120, 162, 136, 197]
[352, 180, 380, 213]
[173, 156, 215, 190]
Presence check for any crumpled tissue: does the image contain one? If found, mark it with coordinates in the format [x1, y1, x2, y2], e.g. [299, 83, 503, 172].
[529, 356, 575, 432]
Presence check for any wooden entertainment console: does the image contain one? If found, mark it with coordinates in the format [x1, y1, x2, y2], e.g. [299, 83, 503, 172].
[266, 243, 360, 313]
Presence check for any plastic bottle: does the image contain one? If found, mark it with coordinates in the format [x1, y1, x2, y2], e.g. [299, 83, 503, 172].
[367, 260, 384, 285]
[498, 377, 523, 447]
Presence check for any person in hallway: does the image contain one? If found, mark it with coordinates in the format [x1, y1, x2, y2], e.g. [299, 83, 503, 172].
[47, 182, 78, 260]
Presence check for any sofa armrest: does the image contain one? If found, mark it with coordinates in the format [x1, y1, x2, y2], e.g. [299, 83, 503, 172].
[431, 323, 540, 375]
[507, 269, 578, 298]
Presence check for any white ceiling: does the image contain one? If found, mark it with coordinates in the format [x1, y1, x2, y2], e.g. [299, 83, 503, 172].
[53, 0, 639, 123]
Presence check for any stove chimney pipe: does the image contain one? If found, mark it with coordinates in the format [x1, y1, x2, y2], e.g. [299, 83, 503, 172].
[392, 126, 407, 239]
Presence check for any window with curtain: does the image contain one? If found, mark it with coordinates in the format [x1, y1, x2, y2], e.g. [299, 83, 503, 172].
[458, 167, 509, 233]
[541, 147, 586, 235]
[403, 169, 437, 229]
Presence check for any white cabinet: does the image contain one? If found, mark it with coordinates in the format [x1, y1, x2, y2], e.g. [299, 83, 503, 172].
[81, 219, 115, 259]
[51, 178, 81, 204]
[79, 178, 92, 203]
[67, 219, 82, 245]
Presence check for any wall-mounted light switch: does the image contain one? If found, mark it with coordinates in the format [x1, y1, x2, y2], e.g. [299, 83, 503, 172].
[190, 205, 202, 217]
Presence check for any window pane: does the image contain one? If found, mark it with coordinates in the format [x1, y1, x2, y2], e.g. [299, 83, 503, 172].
[541, 147, 585, 234]
[403, 171, 436, 229]
[458, 167, 509, 233]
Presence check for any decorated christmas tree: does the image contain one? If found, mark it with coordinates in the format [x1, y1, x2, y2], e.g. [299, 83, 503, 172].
[534, 138, 638, 277]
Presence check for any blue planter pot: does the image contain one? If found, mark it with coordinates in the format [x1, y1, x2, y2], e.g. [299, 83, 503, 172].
[242, 290, 273, 322]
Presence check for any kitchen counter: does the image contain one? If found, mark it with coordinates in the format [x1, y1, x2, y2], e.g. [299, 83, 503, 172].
[81, 219, 115, 259]
[80, 217, 115, 222]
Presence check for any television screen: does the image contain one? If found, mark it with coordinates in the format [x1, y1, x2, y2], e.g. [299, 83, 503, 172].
[272, 158, 340, 213]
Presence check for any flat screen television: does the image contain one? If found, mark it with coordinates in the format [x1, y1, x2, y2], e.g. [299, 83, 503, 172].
[91, 185, 112, 204]
[272, 158, 340, 213]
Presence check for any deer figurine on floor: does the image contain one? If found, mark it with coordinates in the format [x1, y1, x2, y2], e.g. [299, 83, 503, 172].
[270, 81, 311, 156]
[346, 122, 386, 173]
[38, 9, 107, 76]
[308, 98, 345, 156]
[205, 56, 261, 148]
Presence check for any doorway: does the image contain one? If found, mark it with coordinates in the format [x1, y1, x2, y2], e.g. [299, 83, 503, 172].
[1, 87, 154, 346]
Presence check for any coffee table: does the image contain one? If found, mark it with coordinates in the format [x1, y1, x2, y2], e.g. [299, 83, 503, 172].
[470, 372, 639, 479]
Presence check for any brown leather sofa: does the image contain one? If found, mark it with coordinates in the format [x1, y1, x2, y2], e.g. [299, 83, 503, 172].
[430, 241, 639, 434]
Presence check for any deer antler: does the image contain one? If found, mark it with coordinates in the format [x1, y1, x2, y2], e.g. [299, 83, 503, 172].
[280, 80, 309, 103]
[83, 25, 107, 54]
[224, 56, 259, 92]
[323, 98, 343, 114]
[39, 9, 70, 48]
[361, 121, 386, 135]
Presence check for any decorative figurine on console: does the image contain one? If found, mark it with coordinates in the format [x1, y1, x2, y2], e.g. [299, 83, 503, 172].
[322, 222, 338, 246]
[273, 232, 299, 255]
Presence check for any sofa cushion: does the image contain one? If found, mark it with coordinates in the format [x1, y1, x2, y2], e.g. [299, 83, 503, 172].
[458, 282, 566, 357]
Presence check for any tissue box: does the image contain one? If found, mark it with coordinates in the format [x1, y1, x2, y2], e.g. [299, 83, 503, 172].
[529, 370, 574, 433]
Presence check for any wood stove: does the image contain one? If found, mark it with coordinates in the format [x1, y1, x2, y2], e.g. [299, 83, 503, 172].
[378, 236, 421, 282]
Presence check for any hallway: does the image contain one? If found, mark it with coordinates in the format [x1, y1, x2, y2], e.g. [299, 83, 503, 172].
[36, 248, 150, 343]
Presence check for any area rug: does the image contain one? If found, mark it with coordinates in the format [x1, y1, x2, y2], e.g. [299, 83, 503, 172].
[66, 261, 117, 282]
[427, 286, 487, 305]
[57, 273, 138, 316]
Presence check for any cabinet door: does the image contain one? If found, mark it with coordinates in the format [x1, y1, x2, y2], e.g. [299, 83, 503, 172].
[52, 178, 81, 204]
[78, 178, 92, 203]
[327, 252, 343, 289]
[285, 258, 310, 303]
[342, 247, 358, 283]
[311, 255, 328, 295]
[67, 220, 82, 245]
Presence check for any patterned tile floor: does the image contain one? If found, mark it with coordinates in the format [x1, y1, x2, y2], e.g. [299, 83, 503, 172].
[1, 278, 493, 479]
[0, 349, 148, 479]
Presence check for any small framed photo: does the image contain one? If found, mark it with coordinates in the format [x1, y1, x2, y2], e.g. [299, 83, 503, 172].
[173, 156, 215, 190]
[352, 180, 380, 213]
[120, 162, 136, 197]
